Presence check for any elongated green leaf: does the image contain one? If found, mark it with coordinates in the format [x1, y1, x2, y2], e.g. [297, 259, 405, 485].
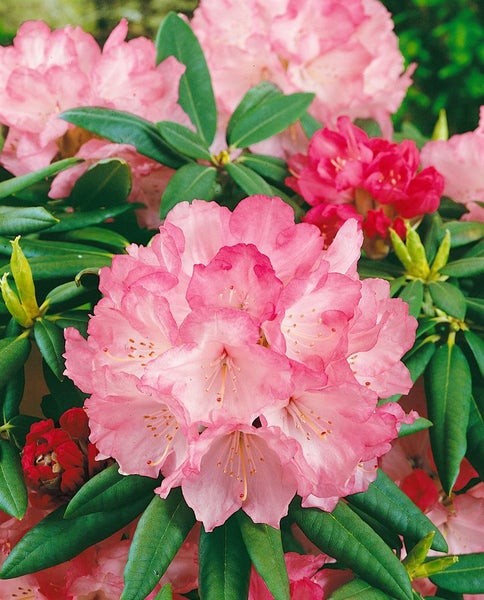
[299, 111, 323, 138]
[160, 163, 217, 219]
[239, 154, 289, 185]
[440, 257, 484, 278]
[428, 281, 467, 320]
[465, 296, 484, 324]
[444, 221, 484, 248]
[398, 416, 433, 437]
[33, 319, 65, 381]
[0, 206, 58, 235]
[290, 498, 413, 600]
[65, 462, 157, 518]
[399, 279, 424, 318]
[69, 159, 132, 209]
[45, 280, 99, 313]
[430, 553, 484, 594]
[156, 13, 216, 145]
[0, 335, 31, 391]
[199, 514, 251, 600]
[61, 227, 129, 252]
[0, 235, 112, 260]
[347, 469, 447, 552]
[466, 394, 484, 480]
[226, 162, 274, 196]
[60, 108, 185, 168]
[47, 203, 134, 233]
[228, 92, 314, 149]
[121, 489, 196, 600]
[329, 578, 391, 599]
[157, 121, 212, 160]
[226, 81, 282, 143]
[0, 496, 151, 578]
[0, 367, 24, 422]
[6, 414, 40, 450]
[0, 438, 28, 518]
[0, 158, 82, 199]
[0, 254, 112, 281]
[237, 511, 290, 600]
[425, 343, 472, 494]
[463, 329, 484, 379]
[153, 584, 173, 600]
[51, 312, 89, 337]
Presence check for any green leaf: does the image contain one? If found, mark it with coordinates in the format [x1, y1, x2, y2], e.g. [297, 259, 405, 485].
[52, 312, 89, 336]
[239, 154, 289, 185]
[440, 257, 484, 278]
[428, 281, 467, 320]
[61, 227, 129, 252]
[121, 489, 196, 600]
[199, 514, 251, 600]
[45, 280, 99, 313]
[329, 578, 392, 599]
[398, 416, 433, 437]
[0, 367, 25, 422]
[465, 296, 484, 324]
[47, 203, 134, 233]
[444, 221, 484, 248]
[299, 111, 323, 138]
[0, 206, 58, 235]
[0, 253, 113, 281]
[0, 438, 28, 519]
[60, 107, 185, 168]
[0, 158, 82, 199]
[228, 92, 314, 149]
[6, 414, 40, 450]
[0, 236, 113, 259]
[236, 511, 290, 600]
[153, 584, 173, 600]
[65, 462, 157, 518]
[225, 162, 274, 196]
[425, 342, 472, 494]
[0, 497, 150, 578]
[157, 121, 212, 161]
[33, 319, 66, 381]
[68, 159, 132, 210]
[41, 357, 86, 421]
[430, 553, 484, 594]
[226, 81, 282, 143]
[160, 163, 217, 219]
[399, 279, 424, 318]
[0, 335, 31, 391]
[464, 329, 484, 379]
[290, 498, 413, 600]
[347, 469, 448, 553]
[156, 12, 217, 146]
[466, 393, 484, 480]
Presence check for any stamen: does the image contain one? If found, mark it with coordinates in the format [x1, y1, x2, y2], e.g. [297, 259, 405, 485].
[144, 407, 180, 467]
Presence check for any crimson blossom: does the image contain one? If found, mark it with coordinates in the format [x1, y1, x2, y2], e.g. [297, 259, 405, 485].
[64, 195, 417, 531]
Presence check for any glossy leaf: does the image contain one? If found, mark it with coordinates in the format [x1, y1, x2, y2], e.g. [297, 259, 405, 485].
[466, 394, 484, 480]
[228, 92, 314, 149]
[398, 416, 433, 437]
[463, 329, 484, 379]
[68, 159, 132, 210]
[153, 585, 173, 600]
[329, 578, 391, 599]
[160, 163, 217, 219]
[290, 498, 413, 600]
[45, 280, 100, 313]
[399, 279, 424, 318]
[347, 469, 447, 552]
[60, 107, 185, 168]
[121, 489, 196, 600]
[0, 206, 58, 235]
[444, 221, 484, 247]
[440, 257, 484, 278]
[0, 254, 113, 281]
[428, 281, 467, 320]
[425, 342, 472, 494]
[0, 335, 31, 391]
[226, 162, 274, 196]
[0, 158, 82, 199]
[46, 203, 134, 233]
[465, 296, 484, 324]
[0, 438, 28, 519]
[238, 154, 289, 185]
[7, 414, 40, 450]
[0, 235, 113, 259]
[61, 227, 129, 252]
[226, 81, 282, 143]
[156, 12, 216, 145]
[41, 358, 86, 421]
[157, 121, 212, 160]
[236, 511, 290, 600]
[52, 312, 89, 337]
[430, 553, 484, 594]
[33, 318, 66, 381]
[0, 367, 25, 422]
[0, 497, 151, 578]
[65, 462, 157, 518]
[199, 514, 251, 600]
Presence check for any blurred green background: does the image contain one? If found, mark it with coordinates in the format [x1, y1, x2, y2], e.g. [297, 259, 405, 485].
[0, 0, 482, 136]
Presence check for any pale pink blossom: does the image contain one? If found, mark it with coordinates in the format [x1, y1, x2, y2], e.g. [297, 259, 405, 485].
[420, 106, 484, 223]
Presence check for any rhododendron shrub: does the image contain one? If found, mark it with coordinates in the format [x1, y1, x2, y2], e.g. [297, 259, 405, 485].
[64, 194, 417, 530]
[286, 117, 445, 254]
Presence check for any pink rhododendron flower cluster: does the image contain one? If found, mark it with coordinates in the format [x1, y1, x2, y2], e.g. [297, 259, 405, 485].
[64, 195, 417, 532]
[421, 106, 484, 223]
[286, 117, 445, 254]
[190, 0, 414, 154]
[0, 19, 189, 228]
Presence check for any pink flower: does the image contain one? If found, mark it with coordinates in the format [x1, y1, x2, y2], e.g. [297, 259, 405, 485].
[64, 195, 415, 530]
[420, 106, 484, 222]
[0, 19, 188, 228]
[190, 0, 413, 155]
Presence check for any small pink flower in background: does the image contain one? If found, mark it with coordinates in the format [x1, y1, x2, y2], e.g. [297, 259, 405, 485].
[0, 19, 189, 228]
[64, 195, 416, 531]
[420, 106, 484, 223]
[190, 0, 413, 155]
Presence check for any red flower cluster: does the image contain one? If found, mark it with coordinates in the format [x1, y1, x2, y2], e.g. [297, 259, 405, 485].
[21, 408, 105, 507]
[286, 117, 444, 253]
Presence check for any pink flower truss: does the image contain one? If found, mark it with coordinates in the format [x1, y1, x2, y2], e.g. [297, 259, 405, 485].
[189, 0, 413, 154]
[0, 20, 188, 228]
[420, 106, 484, 223]
[64, 195, 417, 531]
[286, 117, 444, 249]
